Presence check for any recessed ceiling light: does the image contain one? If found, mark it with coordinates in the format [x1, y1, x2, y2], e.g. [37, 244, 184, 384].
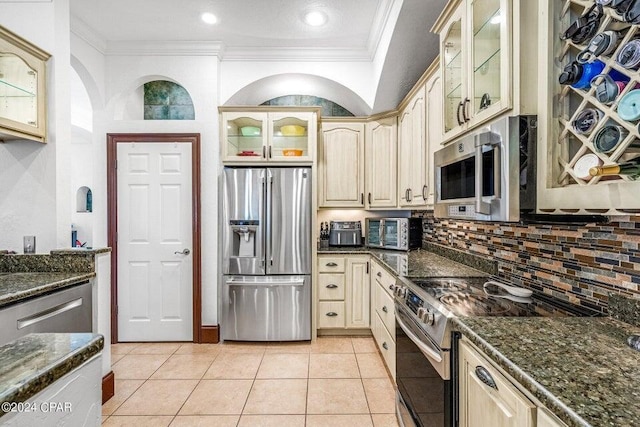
[201, 12, 218, 25]
[304, 11, 327, 26]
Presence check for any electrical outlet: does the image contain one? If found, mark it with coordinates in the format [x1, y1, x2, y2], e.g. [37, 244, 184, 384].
[447, 233, 454, 245]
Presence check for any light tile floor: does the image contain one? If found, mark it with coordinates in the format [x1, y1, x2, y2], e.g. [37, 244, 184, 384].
[103, 337, 399, 427]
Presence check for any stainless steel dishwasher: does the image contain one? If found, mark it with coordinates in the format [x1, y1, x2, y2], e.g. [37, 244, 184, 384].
[0, 281, 92, 345]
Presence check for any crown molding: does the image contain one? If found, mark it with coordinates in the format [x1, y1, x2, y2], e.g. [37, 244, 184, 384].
[105, 40, 224, 56]
[366, 0, 402, 59]
[71, 14, 107, 54]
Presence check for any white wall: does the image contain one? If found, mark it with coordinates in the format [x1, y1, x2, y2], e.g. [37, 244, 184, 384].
[69, 42, 221, 325]
[0, 0, 71, 252]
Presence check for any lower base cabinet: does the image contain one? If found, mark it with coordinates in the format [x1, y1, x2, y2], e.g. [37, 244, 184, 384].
[317, 255, 370, 331]
[371, 259, 396, 380]
[459, 339, 569, 427]
[459, 340, 535, 427]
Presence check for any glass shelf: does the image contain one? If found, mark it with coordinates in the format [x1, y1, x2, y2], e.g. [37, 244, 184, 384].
[446, 83, 463, 99]
[0, 78, 36, 97]
[474, 48, 501, 74]
[474, 8, 501, 37]
[445, 49, 462, 68]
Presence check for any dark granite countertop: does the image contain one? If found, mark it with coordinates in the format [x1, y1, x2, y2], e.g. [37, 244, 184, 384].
[0, 272, 95, 308]
[50, 247, 111, 255]
[454, 316, 640, 427]
[0, 333, 103, 416]
[318, 247, 489, 279]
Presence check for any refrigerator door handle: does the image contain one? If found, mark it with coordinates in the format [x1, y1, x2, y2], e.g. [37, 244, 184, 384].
[267, 170, 274, 267]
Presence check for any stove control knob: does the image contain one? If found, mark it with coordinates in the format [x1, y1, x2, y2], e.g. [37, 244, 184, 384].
[396, 286, 407, 298]
[417, 307, 435, 325]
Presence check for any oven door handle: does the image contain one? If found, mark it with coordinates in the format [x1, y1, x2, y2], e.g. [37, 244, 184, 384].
[396, 311, 443, 363]
[474, 132, 500, 216]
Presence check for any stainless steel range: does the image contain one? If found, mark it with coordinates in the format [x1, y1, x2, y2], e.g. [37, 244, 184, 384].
[392, 276, 599, 427]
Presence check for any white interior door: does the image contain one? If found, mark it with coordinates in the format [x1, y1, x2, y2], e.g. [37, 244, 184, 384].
[117, 142, 193, 341]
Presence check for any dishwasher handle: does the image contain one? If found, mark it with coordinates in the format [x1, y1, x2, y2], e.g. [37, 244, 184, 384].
[17, 298, 83, 329]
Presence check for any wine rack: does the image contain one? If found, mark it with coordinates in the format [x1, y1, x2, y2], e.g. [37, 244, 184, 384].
[537, 0, 640, 214]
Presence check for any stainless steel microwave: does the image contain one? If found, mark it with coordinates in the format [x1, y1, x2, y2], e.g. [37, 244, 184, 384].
[365, 218, 422, 251]
[434, 115, 537, 222]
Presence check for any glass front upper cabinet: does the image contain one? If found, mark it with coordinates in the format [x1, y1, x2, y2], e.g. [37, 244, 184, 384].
[442, 8, 465, 135]
[471, 0, 502, 116]
[268, 113, 313, 162]
[0, 25, 50, 143]
[222, 112, 268, 161]
[220, 109, 317, 163]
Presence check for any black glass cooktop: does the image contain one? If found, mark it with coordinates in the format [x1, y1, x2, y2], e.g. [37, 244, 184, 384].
[409, 277, 601, 317]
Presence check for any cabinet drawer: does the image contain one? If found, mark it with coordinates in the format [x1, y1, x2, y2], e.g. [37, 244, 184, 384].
[375, 281, 396, 335]
[373, 312, 396, 380]
[318, 302, 345, 328]
[318, 257, 345, 273]
[372, 261, 396, 297]
[318, 274, 345, 300]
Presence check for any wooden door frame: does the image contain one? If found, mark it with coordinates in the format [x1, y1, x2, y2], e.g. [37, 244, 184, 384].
[107, 133, 202, 344]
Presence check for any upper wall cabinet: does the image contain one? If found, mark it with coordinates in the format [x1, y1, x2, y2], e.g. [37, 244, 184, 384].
[433, 0, 538, 143]
[0, 26, 50, 143]
[398, 83, 429, 208]
[365, 116, 397, 209]
[220, 107, 319, 164]
[425, 65, 443, 207]
[319, 121, 365, 208]
[536, 0, 640, 214]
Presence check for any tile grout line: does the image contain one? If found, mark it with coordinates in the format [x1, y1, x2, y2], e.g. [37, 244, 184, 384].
[170, 344, 222, 421]
[237, 347, 266, 421]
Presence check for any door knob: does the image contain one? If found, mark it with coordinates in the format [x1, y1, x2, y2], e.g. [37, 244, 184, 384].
[174, 248, 191, 255]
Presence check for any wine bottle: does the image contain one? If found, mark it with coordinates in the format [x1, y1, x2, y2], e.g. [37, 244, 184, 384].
[589, 160, 640, 177]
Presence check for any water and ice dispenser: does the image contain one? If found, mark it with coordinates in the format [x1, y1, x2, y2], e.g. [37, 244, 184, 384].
[229, 220, 259, 258]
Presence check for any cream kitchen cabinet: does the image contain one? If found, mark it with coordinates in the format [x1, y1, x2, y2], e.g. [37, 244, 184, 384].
[537, 409, 568, 427]
[365, 116, 397, 209]
[319, 121, 365, 208]
[432, 0, 538, 144]
[220, 107, 318, 164]
[0, 25, 50, 143]
[459, 339, 536, 427]
[345, 256, 370, 328]
[317, 254, 370, 330]
[371, 259, 396, 379]
[398, 83, 429, 208]
[425, 62, 442, 207]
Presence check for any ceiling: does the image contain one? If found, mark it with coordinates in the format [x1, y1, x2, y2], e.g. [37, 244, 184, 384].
[69, 0, 446, 113]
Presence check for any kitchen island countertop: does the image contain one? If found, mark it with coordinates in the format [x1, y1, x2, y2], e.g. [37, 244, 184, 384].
[0, 333, 103, 417]
[0, 272, 95, 308]
[454, 316, 640, 427]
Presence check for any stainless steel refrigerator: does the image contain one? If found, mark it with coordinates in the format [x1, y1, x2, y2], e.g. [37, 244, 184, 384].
[221, 167, 312, 341]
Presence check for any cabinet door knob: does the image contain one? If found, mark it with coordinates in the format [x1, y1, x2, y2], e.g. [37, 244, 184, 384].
[382, 306, 388, 313]
[382, 342, 388, 350]
[368, 192, 372, 204]
[360, 193, 364, 205]
[422, 185, 428, 200]
[326, 284, 338, 289]
[405, 188, 410, 201]
[326, 262, 338, 267]
[407, 188, 413, 202]
[326, 312, 338, 317]
[377, 272, 382, 277]
[262, 146, 266, 158]
[475, 366, 498, 390]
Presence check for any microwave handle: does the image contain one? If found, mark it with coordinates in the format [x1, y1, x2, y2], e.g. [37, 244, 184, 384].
[474, 132, 500, 216]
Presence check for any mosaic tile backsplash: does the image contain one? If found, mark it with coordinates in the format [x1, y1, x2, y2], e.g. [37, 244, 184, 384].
[414, 212, 640, 314]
